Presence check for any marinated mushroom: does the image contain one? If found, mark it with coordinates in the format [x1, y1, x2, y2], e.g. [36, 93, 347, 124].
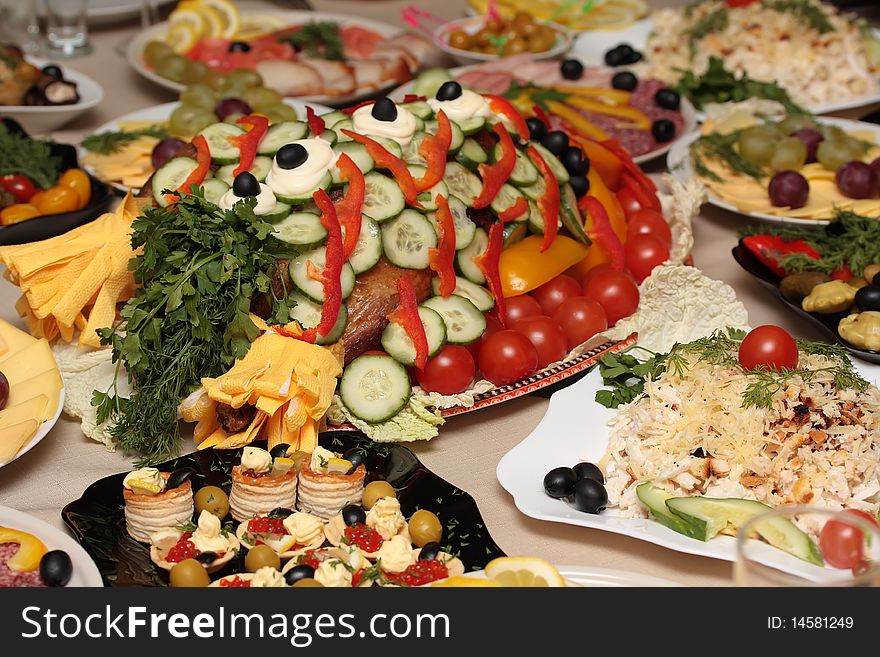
[801, 280, 858, 314]
[838, 311, 880, 350]
[862, 264, 880, 286]
[780, 271, 828, 302]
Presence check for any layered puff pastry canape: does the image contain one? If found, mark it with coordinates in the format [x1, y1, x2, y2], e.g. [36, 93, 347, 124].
[229, 446, 298, 522]
[297, 446, 366, 519]
[123, 467, 195, 544]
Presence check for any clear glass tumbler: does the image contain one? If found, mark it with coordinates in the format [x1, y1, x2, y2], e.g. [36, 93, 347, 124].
[0, 0, 41, 54]
[44, 0, 91, 57]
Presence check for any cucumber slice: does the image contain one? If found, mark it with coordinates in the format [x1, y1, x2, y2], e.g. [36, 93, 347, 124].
[560, 182, 590, 245]
[443, 161, 482, 207]
[408, 164, 449, 211]
[400, 132, 427, 167]
[318, 128, 338, 146]
[490, 183, 526, 218]
[200, 178, 229, 206]
[456, 226, 488, 284]
[339, 354, 411, 424]
[421, 294, 487, 345]
[381, 306, 447, 365]
[497, 143, 539, 187]
[752, 515, 825, 567]
[371, 137, 403, 159]
[411, 67, 453, 99]
[289, 247, 356, 302]
[521, 174, 546, 202]
[332, 119, 354, 141]
[257, 121, 308, 155]
[503, 221, 528, 247]
[216, 156, 273, 186]
[431, 276, 494, 312]
[259, 201, 292, 223]
[635, 483, 704, 540]
[530, 142, 570, 183]
[455, 138, 487, 171]
[272, 171, 332, 205]
[152, 157, 198, 207]
[425, 119, 464, 151]
[401, 101, 433, 119]
[272, 212, 327, 246]
[362, 171, 405, 222]
[427, 195, 476, 251]
[456, 116, 486, 136]
[381, 210, 437, 270]
[197, 122, 245, 165]
[288, 293, 348, 345]
[331, 142, 375, 183]
[346, 216, 382, 274]
[320, 111, 349, 128]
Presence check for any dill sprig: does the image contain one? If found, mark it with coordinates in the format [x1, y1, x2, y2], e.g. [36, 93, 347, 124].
[280, 21, 344, 61]
[690, 128, 765, 181]
[81, 124, 169, 155]
[0, 123, 61, 189]
[761, 0, 834, 34]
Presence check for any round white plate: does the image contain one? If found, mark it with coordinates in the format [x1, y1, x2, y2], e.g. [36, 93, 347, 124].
[667, 116, 880, 226]
[126, 10, 408, 107]
[1, 56, 103, 135]
[461, 564, 682, 587]
[496, 361, 880, 581]
[4, 387, 65, 470]
[0, 504, 103, 586]
[37, 0, 176, 25]
[569, 17, 880, 116]
[79, 97, 332, 193]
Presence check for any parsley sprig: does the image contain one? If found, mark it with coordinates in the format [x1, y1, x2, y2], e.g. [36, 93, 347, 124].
[280, 21, 344, 61]
[81, 124, 169, 155]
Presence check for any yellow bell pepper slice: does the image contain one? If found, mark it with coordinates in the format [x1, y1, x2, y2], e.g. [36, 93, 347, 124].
[0, 527, 48, 572]
[550, 85, 631, 106]
[500, 235, 589, 297]
[544, 101, 609, 141]
[563, 96, 651, 130]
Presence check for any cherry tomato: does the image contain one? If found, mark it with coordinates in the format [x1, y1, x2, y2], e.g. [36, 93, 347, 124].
[625, 233, 670, 283]
[820, 517, 865, 569]
[531, 274, 582, 316]
[844, 509, 879, 528]
[58, 168, 91, 207]
[582, 269, 640, 325]
[511, 315, 567, 369]
[504, 294, 543, 325]
[477, 330, 538, 386]
[468, 313, 503, 361]
[32, 185, 79, 215]
[415, 345, 476, 395]
[552, 296, 608, 350]
[581, 262, 636, 289]
[615, 186, 642, 218]
[0, 203, 40, 225]
[737, 325, 798, 372]
[1, 175, 36, 203]
[626, 208, 672, 248]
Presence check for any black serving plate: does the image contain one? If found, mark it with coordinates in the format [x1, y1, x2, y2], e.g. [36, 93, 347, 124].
[732, 239, 880, 364]
[0, 118, 113, 246]
[62, 430, 506, 587]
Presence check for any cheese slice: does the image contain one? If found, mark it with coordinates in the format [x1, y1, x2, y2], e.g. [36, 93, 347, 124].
[0, 319, 37, 356]
[7, 370, 62, 421]
[0, 339, 57, 384]
[0, 418, 40, 464]
[0, 395, 48, 431]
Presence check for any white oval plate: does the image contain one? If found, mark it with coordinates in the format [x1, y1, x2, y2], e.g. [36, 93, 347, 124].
[459, 564, 682, 587]
[127, 10, 409, 107]
[0, 504, 102, 586]
[667, 116, 880, 227]
[496, 361, 880, 581]
[4, 387, 65, 470]
[1, 56, 103, 135]
[79, 98, 332, 194]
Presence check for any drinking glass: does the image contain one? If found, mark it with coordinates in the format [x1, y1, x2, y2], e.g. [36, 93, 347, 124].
[735, 506, 880, 587]
[44, 0, 91, 57]
[0, 0, 41, 54]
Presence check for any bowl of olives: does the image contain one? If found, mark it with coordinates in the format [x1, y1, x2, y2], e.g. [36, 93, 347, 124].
[436, 13, 572, 64]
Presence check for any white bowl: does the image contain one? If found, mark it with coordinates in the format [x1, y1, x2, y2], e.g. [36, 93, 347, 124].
[1, 57, 103, 135]
[434, 16, 572, 66]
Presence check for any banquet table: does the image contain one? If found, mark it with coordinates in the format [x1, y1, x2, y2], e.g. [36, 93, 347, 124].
[0, 0, 878, 588]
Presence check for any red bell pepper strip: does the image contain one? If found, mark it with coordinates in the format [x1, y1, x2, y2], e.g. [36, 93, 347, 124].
[334, 153, 366, 261]
[306, 106, 325, 137]
[301, 189, 344, 342]
[831, 264, 853, 282]
[403, 94, 427, 103]
[602, 137, 657, 195]
[428, 195, 457, 297]
[166, 134, 211, 204]
[483, 94, 530, 141]
[528, 145, 560, 253]
[474, 123, 517, 209]
[475, 221, 507, 326]
[341, 100, 373, 115]
[621, 171, 661, 212]
[498, 196, 529, 223]
[341, 129, 422, 208]
[531, 104, 552, 130]
[387, 275, 429, 369]
[580, 195, 625, 271]
[415, 110, 452, 193]
[231, 114, 269, 177]
[741, 234, 821, 278]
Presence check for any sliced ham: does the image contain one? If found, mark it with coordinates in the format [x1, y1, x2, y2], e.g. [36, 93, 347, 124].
[255, 60, 322, 96]
[457, 70, 514, 95]
[349, 59, 387, 90]
[299, 57, 356, 95]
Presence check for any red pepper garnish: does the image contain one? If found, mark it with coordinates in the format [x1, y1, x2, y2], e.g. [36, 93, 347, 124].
[231, 114, 269, 177]
[621, 171, 661, 212]
[475, 222, 507, 326]
[415, 110, 452, 193]
[580, 195, 624, 271]
[528, 145, 560, 253]
[334, 153, 366, 261]
[429, 195, 457, 297]
[741, 235, 821, 278]
[602, 138, 657, 195]
[498, 196, 529, 223]
[306, 106, 325, 137]
[341, 100, 373, 115]
[403, 94, 427, 103]
[300, 190, 344, 343]
[483, 94, 530, 141]
[387, 276, 429, 369]
[165, 134, 211, 204]
[341, 129, 422, 208]
[831, 264, 853, 282]
[532, 104, 552, 130]
[474, 122, 517, 209]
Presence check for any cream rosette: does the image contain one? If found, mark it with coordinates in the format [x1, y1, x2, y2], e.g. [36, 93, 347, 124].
[312, 545, 375, 588]
[150, 510, 240, 573]
[235, 511, 326, 559]
[123, 470, 194, 544]
[323, 496, 410, 558]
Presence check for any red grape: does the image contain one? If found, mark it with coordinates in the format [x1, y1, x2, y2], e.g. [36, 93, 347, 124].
[767, 170, 809, 209]
[214, 98, 253, 121]
[836, 161, 878, 199]
[0, 371, 8, 410]
[870, 156, 880, 182]
[791, 128, 823, 164]
[150, 137, 187, 170]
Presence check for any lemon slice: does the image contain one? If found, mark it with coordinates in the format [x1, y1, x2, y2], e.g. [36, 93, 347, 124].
[271, 456, 295, 476]
[431, 576, 500, 587]
[325, 457, 353, 474]
[483, 556, 566, 587]
[166, 22, 200, 53]
[235, 13, 286, 40]
[128, 480, 165, 495]
[196, 0, 239, 39]
[168, 6, 205, 37]
[0, 527, 49, 572]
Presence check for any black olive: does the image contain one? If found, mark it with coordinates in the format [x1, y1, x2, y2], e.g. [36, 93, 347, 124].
[268, 507, 294, 518]
[39, 550, 72, 587]
[573, 462, 604, 484]
[856, 286, 880, 312]
[371, 97, 398, 122]
[275, 143, 309, 170]
[228, 41, 251, 53]
[604, 46, 625, 67]
[543, 466, 576, 499]
[284, 564, 316, 585]
[572, 478, 608, 514]
[560, 146, 589, 176]
[825, 221, 846, 237]
[436, 81, 463, 101]
[651, 119, 676, 143]
[611, 71, 638, 92]
[626, 50, 644, 64]
[165, 466, 198, 490]
[419, 542, 442, 561]
[232, 171, 261, 197]
[526, 117, 547, 142]
[540, 130, 569, 156]
[270, 443, 291, 459]
[560, 58, 584, 80]
[569, 175, 590, 198]
[340, 448, 366, 474]
[654, 88, 681, 111]
[692, 447, 707, 458]
[341, 504, 366, 526]
[41, 64, 63, 79]
[195, 551, 218, 564]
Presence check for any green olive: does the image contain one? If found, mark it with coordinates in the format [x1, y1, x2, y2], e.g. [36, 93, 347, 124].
[245, 544, 281, 573]
[408, 510, 442, 548]
[292, 578, 324, 587]
[194, 485, 230, 519]
[169, 559, 210, 587]
[449, 30, 471, 50]
[362, 480, 396, 510]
